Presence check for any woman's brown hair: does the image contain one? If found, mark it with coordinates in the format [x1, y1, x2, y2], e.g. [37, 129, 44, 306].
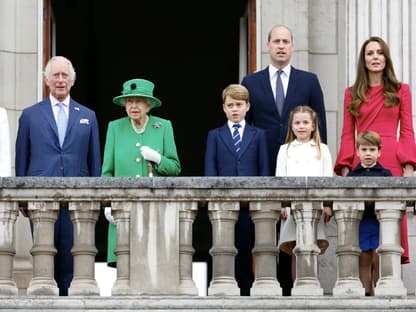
[348, 36, 401, 116]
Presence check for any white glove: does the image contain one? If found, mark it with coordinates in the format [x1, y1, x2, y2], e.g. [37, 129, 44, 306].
[104, 207, 115, 225]
[140, 146, 161, 165]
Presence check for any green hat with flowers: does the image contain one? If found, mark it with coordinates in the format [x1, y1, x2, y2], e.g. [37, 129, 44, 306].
[113, 78, 162, 108]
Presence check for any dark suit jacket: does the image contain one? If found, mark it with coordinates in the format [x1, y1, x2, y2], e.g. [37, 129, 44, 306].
[241, 66, 327, 172]
[15, 97, 101, 177]
[204, 123, 270, 176]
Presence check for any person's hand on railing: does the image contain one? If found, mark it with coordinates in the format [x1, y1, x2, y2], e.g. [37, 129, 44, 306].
[104, 207, 115, 225]
[280, 207, 289, 220]
[323, 206, 332, 223]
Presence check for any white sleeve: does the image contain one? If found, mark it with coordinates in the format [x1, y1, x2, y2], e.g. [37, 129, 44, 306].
[321, 144, 333, 177]
[276, 145, 288, 176]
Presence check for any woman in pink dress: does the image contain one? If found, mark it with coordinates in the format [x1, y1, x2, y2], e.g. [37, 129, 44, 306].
[334, 36, 416, 264]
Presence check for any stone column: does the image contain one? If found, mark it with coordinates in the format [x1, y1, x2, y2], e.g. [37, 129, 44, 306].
[250, 201, 281, 296]
[68, 201, 100, 296]
[178, 201, 198, 295]
[0, 201, 18, 295]
[375, 201, 406, 297]
[27, 201, 59, 296]
[332, 201, 365, 297]
[111, 201, 131, 295]
[291, 201, 323, 296]
[129, 201, 180, 295]
[208, 201, 239, 296]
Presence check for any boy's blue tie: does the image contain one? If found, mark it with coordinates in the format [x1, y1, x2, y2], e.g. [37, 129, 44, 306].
[275, 70, 285, 115]
[56, 102, 68, 147]
[232, 124, 241, 153]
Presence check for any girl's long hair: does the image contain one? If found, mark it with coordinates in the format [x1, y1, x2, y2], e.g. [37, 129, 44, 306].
[285, 105, 322, 159]
[348, 36, 401, 116]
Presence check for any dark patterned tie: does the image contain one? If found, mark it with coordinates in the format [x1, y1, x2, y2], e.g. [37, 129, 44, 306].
[232, 124, 241, 153]
[275, 70, 285, 115]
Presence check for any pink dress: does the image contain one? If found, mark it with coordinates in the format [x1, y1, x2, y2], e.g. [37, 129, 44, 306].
[334, 83, 416, 263]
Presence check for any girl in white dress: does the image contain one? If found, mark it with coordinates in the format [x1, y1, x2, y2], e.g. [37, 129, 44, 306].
[276, 105, 333, 282]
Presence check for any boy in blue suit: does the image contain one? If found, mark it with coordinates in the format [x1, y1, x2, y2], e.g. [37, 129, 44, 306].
[204, 84, 270, 295]
[15, 56, 101, 296]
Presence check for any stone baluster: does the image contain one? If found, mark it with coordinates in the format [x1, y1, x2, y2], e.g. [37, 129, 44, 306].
[27, 201, 59, 295]
[68, 201, 100, 295]
[129, 201, 180, 295]
[332, 201, 365, 297]
[375, 201, 406, 297]
[0, 201, 18, 295]
[111, 201, 131, 295]
[208, 201, 239, 295]
[291, 201, 323, 296]
[250, 201, 282, 296]
[178, 201, 198, 295]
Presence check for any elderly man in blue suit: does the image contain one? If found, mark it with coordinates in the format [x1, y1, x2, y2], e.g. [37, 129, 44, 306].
[241, 24, 327, 296]
[15, 56, 101, 296]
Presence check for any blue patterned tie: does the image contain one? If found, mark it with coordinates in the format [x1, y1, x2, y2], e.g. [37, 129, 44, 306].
[56, 103, 68, 147]
[275, 70, 285, 115]
[232, 124, 241, 153]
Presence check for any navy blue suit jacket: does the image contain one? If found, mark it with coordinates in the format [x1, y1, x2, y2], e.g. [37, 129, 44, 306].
[242, 66, 327, 172]
[15, 98, 101, 177]
[204, 123, 270, 176]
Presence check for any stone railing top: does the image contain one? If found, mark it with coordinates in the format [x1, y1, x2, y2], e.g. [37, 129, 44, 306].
[0, 176, 415, 202]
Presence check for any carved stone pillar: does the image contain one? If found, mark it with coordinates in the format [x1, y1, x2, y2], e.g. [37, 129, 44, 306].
[375, 201, 406, 297]
[178, 201, 198, 295]
[27, 201, 59, 295]
[0, 201, 18, 295]
[111, 201, 131, 295]
[68, 201, 100, 296]
[250, 201, 281, 296]
[208, 201, 239, 295]
[129, 201, 180, 295]
[291, 201, 323, 296]
[332, 201, 365, 297]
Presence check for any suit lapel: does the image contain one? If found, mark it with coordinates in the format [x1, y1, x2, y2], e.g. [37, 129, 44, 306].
[40, 99, 60, 143]
[219, 124, 236, 155]
[238, 125, 254, 158]
[66, 99, 80, 138]
[284, 66, 298, 117]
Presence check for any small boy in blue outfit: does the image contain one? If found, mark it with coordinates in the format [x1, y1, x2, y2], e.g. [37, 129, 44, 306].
[204, 84, 270, 295]
[347, 130, 392, 296]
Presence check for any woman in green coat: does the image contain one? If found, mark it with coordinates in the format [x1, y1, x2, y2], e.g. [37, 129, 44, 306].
[102, 78, 181, 265]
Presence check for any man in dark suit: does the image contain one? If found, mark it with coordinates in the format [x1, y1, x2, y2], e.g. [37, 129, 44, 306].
[241, 24, 327, 295]
[205, 84, 270, 295]
[15, 56, 101, 296]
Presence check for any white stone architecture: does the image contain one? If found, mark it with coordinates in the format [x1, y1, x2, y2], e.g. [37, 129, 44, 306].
[1, 0, 416, 298]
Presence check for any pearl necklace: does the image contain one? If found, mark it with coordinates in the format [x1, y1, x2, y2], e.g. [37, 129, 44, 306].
[131, 116, 149, 134]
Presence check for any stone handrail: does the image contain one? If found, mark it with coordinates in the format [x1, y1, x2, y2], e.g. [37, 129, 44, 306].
[0, 176, 413, 297]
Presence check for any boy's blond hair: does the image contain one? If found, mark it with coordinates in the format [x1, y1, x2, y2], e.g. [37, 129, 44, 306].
[356, 130, 382, 149]
[222, 84, 249, 103]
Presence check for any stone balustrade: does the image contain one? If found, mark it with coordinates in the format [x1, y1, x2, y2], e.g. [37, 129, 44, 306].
[0, 176, 414, 298]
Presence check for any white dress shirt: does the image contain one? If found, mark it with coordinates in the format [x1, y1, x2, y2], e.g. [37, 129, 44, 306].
[50, 95, 70, 122]
[269, 64, 291, 99]
[227, 119, 246, 140]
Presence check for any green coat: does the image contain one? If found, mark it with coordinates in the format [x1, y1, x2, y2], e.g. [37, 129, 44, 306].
[102, 115, 181, 263]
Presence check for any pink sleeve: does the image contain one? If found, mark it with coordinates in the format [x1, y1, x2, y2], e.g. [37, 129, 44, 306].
[334, 87, 356, 175]
[396, 83, 416, 167]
